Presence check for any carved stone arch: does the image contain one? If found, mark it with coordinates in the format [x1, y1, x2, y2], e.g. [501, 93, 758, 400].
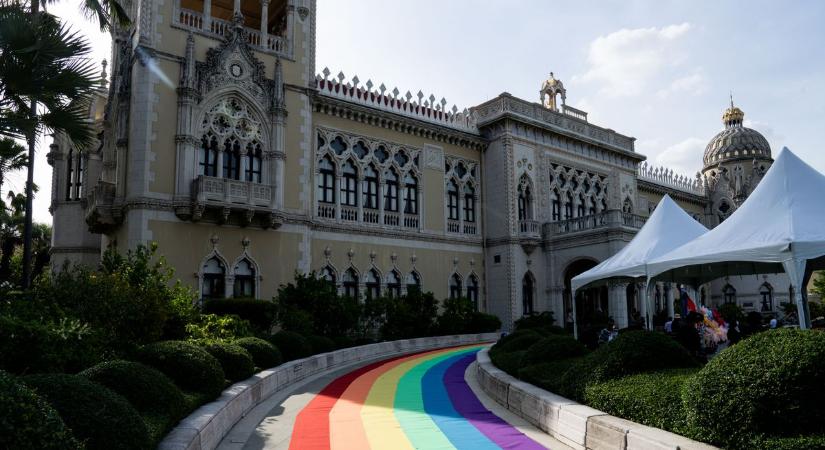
[231, 250, 261, 298]
[196, 89, 271, 140]
[198, 248, 231, 299]
[448, 271, 464, 299]
[404, 268, 423, 295]
[318, 261, 339, 283]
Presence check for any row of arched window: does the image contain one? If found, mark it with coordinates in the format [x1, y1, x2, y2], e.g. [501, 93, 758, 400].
[199, 98, 265, 184]
[722, 282, 775, 312]
[201, 255, 257, 299]
[65, 147, 85, 201]
[444, 158, 479, 234]
[318, 155, 419, 214]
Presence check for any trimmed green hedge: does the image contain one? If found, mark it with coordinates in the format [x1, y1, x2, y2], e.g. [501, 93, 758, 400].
[557, 330, 697, 401]
[202, 299, 277, 332]
[24, 374, 151, 450]
[0, 315, 99, 375]
[753, 435, 825, 450]
[135, 341, 225, 398]
[234, 337, 283, 369]
[79, 360, 187, 426]
[306, 335, 337, 355]
[517, 359, 576, 394]
[492, 329, 544, 354]
[268, 331, 312, 361]
[0, 370, 81, 450]
[203, 342, 256, 382]
[522, 335, 587, 365]
[683, 329, 825, 449]
[490, 350, 527, 375]
[585, 368, 698, 434]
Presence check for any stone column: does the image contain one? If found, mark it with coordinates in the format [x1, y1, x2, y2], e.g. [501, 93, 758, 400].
[666, 282, 676, 318]
[610, 282, 629, 329]
[260, 0, 269, 44]
[203, 0, 212, 31]
[233, 0, 241, 16]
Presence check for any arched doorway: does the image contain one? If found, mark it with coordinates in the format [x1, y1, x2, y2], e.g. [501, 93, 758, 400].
[563, 259, 607, 334]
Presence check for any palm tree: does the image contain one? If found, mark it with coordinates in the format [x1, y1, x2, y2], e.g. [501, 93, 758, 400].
[0, 137, 27, 194]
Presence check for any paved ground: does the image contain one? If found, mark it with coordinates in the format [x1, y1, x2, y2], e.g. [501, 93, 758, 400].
[218, 345, 572, 450]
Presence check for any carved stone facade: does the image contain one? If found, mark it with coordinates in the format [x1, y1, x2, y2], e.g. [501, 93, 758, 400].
[49, 0, 788, 331]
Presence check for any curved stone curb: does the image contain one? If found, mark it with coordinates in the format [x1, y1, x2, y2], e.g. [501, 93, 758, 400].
[159, 333, 498, 450]
[475, 348, 718, 450]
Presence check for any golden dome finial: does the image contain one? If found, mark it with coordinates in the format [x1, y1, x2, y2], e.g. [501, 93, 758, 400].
[722, 93, 744, 128]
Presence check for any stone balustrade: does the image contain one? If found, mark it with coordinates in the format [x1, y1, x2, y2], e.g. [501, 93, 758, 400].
[637, 161, 705, 196]
[544, 210, 646, 238]
[172, 7, 288, 57]
[193, 175, 271, 208]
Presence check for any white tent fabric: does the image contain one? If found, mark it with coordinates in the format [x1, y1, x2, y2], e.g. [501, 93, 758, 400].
[571, 194, 708, 292]
[648, 148, 825, 328]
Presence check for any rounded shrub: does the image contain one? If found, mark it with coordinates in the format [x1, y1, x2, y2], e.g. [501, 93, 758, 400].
[558, 330, 697, 401]
[268, 331, 312, 361]
[306, 335, 336, 355]
[0, 370, 81, 450]
[23, 373, 151, 450]
[135, 340, 225, 398]
[234, 337, 283, 369]
[522, 334, 588, 365]
[80, 360, 187, 421]
[682, 329, 825, 449]
[202, 342, 256, 382]
[492, 329, 544, 354]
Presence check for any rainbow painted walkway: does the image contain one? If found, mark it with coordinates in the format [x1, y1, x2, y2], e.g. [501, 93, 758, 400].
[288, 345, 549, 450]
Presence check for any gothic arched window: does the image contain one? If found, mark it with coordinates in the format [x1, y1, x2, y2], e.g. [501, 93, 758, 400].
[233, 258, 256, 298]
[406, 271, 421, 294]
[564, 192, 573, 219]
[245, 142, 262, 183]
[447, 180, 459, 220]
[201, 98, 264, 181]
[223, 139, 242, 180]
[384, 168, 399, 212]
[342, 268, 359, 299]
[65, 147, 85, 200]
[340, 160, 358, 207]
[551, 191, 561, 221]
[387, 270, 402, 298]
[467, 274, 479, 310]
[363, 164, 378, 209]
[463, 184, 476, 223]
[365, 269, 380, 300]
[723, 284, 736, 304]
[577, 194, 586, 217]
[202, 257, 225, 299]
[320, 265, 336, 286]
[403, 172, 419, 214]
[318, 156, 335, 203]
[199, 135, 219, 177]
[522, 273, 535, 315]
[760, 283, 773, 311]
[449, 273, 462, 300]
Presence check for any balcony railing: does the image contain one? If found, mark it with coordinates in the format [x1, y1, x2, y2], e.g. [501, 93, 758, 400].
[544, 210, 647, 238]
[363, 209, 379, 224]
[194, 175, 271, 207]
[174, 7, 289, 57]
[317, 203, 335, 219]
[84, 180, 120, 231]
[384, 211, 400, 226]
[403, 214, 419, 229]
[463, 222, 477, 235]
[340, 205, 358, 222]
[519, 219, 541, 239]
[447, 219, 460, 233]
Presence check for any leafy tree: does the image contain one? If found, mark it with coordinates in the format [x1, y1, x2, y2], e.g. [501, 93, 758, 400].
[380, 289, 438, 340]
[275, 272, 361, 338]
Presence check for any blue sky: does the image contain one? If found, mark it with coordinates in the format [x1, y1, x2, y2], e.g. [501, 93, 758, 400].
[12, 0, 825, 223]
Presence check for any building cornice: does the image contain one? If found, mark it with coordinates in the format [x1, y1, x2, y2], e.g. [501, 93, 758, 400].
[637, 179, 707, 206]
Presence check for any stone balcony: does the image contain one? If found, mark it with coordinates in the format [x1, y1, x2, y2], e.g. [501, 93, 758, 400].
[173, 7, 289, 57]
[518, 219, 542, 253]
[543, 210, 646, 242]
[175, 176, 282, 228]
[84, 181, 121, 233]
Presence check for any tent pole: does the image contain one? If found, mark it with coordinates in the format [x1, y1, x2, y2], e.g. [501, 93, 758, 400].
[572, 287, 578, 339]
[784, 258, 811, 329]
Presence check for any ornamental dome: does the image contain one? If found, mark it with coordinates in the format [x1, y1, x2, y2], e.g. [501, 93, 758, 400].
[703, 100, 771, 170]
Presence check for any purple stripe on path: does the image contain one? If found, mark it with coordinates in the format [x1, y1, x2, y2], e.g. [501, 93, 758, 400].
[444, 353, 547, 450]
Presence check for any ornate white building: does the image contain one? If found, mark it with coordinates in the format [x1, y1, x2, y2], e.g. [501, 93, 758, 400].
[48, 0, 792, 330]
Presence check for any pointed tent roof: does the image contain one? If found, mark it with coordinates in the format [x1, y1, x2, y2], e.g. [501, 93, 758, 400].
[648, 148, 825, 286]
[571, 194, 708, 292]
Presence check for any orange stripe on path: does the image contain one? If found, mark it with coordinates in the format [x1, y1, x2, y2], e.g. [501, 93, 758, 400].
[329, 347, 463, 450]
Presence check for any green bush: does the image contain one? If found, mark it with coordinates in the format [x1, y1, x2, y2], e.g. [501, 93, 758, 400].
[203, 298, 277, 332]
[79, 360, 187, 421]
[558, 330, 697, 401]
[682, 329, 825, 449]
[276, 273, 361, 337]
[268, 331, 312, 361]
[467, 311, 502, 333]
[185, 313, 253, 342]
[522, 334, 587, 366]
[380, 289, 439, 340]
[513, 311, 557, 331]
[135, 341, 225, 398]
[0, 370, 81, 450]
[202, 342, 256, 382]
[585, 368, 698, 434]
[0, 314, 100, 374]
[332, 335, 356, 349]
[434, 297, 502, 335]
[490, 350, 527, 375]
[517, 360, 576, 393]
[234, 337, 283, 369]
[753, 435, 825, 450]
[492, 329, 544, 354]
[306, 335, 337, 355]
[718, 303, 745, 323]
[24, 374, 151, 450]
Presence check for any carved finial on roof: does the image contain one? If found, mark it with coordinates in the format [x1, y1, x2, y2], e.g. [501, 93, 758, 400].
[100, 59, 108, 87]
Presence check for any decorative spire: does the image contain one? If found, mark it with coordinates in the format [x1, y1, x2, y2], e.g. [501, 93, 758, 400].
[100, 59, 108, 88]
[722, 94, 744, 128]
[180, 32, 196, 89]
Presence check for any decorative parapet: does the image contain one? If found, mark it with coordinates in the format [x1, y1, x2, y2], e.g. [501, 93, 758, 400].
[473, 94, 636, 154]
[637, 162, 705, 196]
[542, 210, 646, 239]
[314, 68, 479, 133]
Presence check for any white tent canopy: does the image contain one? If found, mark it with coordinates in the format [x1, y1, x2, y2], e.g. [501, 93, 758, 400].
[571, 194, 708, 292]
[569, 195, 708, 336]
[648, 148, 825, 328]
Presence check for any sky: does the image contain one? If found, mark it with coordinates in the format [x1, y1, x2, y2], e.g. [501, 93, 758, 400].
[10, 0, 825, 224]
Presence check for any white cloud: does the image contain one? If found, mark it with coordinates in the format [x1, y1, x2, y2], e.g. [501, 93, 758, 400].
[743, 119, 784, 154]
[656, 70, 707, 99]
[648, 137, 707, 177]
[573, 23, 694, 97]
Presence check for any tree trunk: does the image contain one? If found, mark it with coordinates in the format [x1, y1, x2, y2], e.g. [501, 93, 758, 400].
[21, 0, 39, 289]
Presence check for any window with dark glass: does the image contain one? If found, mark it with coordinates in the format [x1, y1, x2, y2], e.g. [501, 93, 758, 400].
[66, 147, 85, 201]
[406, 271, 421, 294]
[467, 275, 479, 310]
[447, 181, 459, 220]
[552, 195, 560, 221]
[723, 284, 736, 304]
[564, 193, 573, 219]
[522, 274, 534, 315]
[760, 283, 773, 311]
[384, 169, 398, 212]
[577, 195, 586, 217]
[449, 274, 462, 300]
[518, 187, 531, 220]
[365, 269, 380, 300]
[233, 259, 256, 298]
[343, 268, 359, 299]
[202, 257, 225, 299]
[387, 271, 402, 298]
[363, 165, 378, 209]
[463, 185, 475, 223]
[403, 173, 418, 214]
[200, 135, 219, 177]
[223, 139, 242, 180]
[245, 143, 262, 183]
[318, 157, 335, 203]
[341, 160, 358, 206]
